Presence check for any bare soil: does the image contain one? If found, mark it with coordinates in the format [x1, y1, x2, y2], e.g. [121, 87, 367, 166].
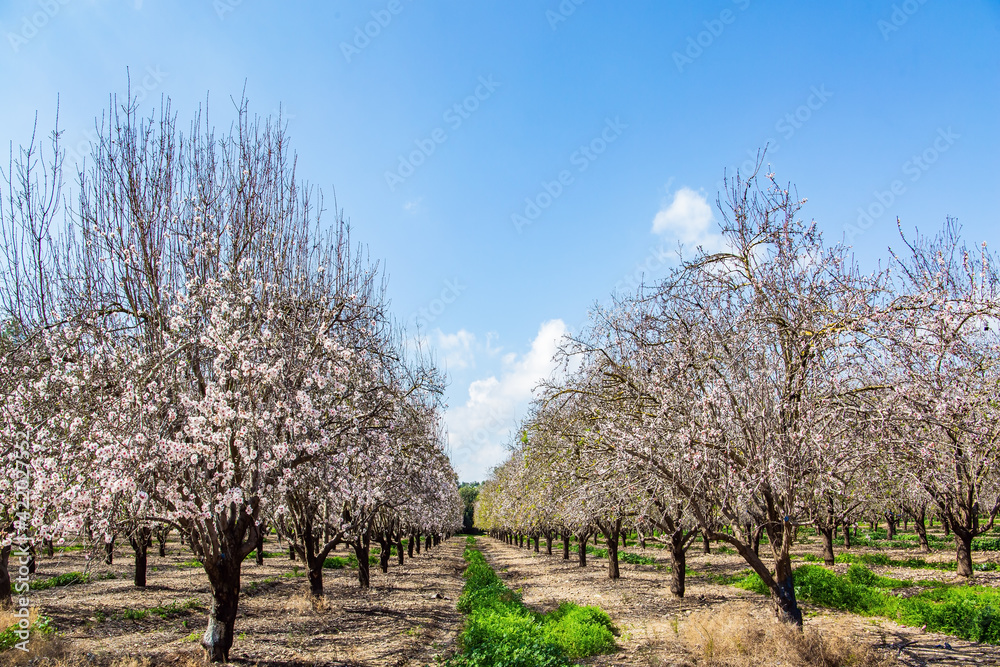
[2, 537, 467, 666]
[5, 528, 1000, 666]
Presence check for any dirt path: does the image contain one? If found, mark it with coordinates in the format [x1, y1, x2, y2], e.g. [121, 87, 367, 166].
[479, 537, 1000, 666]
[12, 537, 468, 666]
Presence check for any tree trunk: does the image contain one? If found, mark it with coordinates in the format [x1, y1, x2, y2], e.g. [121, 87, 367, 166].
[408, 534, 415, 558]
[157, 532, 167, 558]
[0, 545, 11, 609]
[942, 516, 950, 537]
[307, 561, 324, 597]
[545, 533, 553, 555]
[771, 556, 803, 626]
[355, 540, 371, 588]
[104, 539, 114, 565]
[304, 536, 325, 598]
[702, 532, 711, 554]
[289, 543, 296, 560]
[45, 539, 54, 558]
[425, 534, 432, 550]
[750, 525, 763, 556]
[202, 560, 242, 663]
[885, 513, 897, 540]
[379, 543, 391, 573]
[577, 534, 588, 567]
[606, 535, 620, 580]
[819, 525, 835, 566]
[26, 546, 35, 574]
[415, 533, 421, 554]
[913, 509, 930, 553]
[562, 534, 570, 560]
[396, 538, 405, 566]
[955, 531, 974, 578]
[533, 535, 539, 553]
[255, 530, 265, 566]
[669, 540, 686, 598]
[130, 527, 152, 588]
[842, 522, 852, 549]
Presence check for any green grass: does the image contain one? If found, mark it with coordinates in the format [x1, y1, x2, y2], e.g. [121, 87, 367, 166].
[0, 615, 55, 651]
[564, 543, 654, 565]
[702, 568, 755, 586]
[800, 551, 1000, 572]
[322, 552, 379, 569]
[974, 537, 1000, 551]
[117, 599, 201, 621]
[831, 528, 956, 550]
[244, 576, 280, 595]
[448, 537, 616, 666]
[30, 571, 115, 590]
[620, 552, 655, 565]
[733, 564, 1000, 643]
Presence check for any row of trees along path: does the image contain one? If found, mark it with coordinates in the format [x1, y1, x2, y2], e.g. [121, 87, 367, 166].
[0, 93, 464, 662]
[476, 160, 1000, 628]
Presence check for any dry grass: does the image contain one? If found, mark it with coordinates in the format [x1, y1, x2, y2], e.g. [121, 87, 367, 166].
[0, 607, 64, 667]
[283, 590, 331, 614]
[679, 603, 897, 667]
[0, 649, 205, 667]
[1, 607, 202, 667]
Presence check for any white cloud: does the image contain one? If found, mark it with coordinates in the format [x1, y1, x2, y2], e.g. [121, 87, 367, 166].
[444, 320, 567, 481]
[434, 329, 477, 371]
[651, 186, 723, 250]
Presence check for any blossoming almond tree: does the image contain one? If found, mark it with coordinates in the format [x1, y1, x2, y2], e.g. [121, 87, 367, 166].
[55, 94, 451, 662]
[878, 220, 1000, 577]
[0, 114, 89, 607]
[560, 165, 882, 624]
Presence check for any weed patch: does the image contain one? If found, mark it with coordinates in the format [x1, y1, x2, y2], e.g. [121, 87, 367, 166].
[448, 538, 616, 665]
[733, 564, 1000, 643]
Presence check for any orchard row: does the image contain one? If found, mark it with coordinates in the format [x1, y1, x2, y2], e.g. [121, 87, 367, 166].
[0, 96, 464, 662]
[477, 165, 1000, 627]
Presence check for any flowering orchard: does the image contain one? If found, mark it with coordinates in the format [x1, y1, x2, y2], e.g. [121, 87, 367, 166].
[0, 98, 462, 662]
[476, 162, 1000, 628]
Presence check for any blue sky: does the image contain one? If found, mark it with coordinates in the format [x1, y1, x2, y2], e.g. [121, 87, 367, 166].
[2, 1, 998, 482]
